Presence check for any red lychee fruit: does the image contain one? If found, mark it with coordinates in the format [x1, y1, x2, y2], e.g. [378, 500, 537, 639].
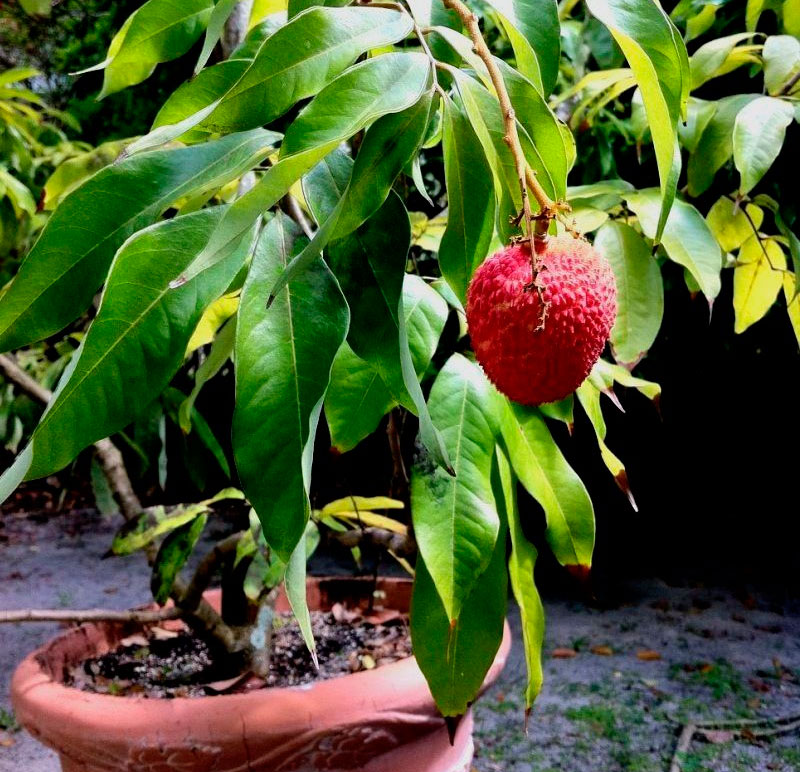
[466, 236, 617, 406]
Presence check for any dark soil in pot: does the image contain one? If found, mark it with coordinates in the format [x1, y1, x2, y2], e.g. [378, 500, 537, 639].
[65, 607, 412, 698]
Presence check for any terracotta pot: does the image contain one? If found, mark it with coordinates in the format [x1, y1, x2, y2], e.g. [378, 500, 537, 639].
[12, 577, 511, 772]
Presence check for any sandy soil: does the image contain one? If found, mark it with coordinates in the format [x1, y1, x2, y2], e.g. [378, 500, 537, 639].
[1, 512, 798, 772]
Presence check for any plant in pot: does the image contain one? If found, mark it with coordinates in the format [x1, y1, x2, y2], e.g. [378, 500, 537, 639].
[6, 0, 786, 769]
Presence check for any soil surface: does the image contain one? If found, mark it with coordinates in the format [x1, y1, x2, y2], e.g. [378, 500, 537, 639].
[1, 510, 799, 771]
[67, 609, 411, 698]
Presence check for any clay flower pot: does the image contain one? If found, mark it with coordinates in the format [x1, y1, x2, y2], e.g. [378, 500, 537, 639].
[12, 577, 511, 772]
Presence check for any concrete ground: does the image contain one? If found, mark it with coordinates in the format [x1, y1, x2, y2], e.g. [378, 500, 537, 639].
[1, 511, 799, 772]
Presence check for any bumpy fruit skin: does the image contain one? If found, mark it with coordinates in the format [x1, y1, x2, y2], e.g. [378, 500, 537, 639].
[466, 236, 617, 406]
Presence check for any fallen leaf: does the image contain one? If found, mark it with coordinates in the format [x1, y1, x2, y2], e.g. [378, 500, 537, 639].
[552, 648, 578, 659]
[590, 645, 614, 656]
[119, 633, 148, 648]
[636, 650, 661, 661]
[150, 626, 179, 640]
[699, 729, 734, 744]
[749, 678, 770, 693]
[361, 654, 376, 670]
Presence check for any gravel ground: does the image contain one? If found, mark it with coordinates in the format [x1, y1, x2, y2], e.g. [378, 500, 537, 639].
[1, 512, 799, 772]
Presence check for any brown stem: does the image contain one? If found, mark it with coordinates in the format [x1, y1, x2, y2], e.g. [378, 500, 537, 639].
[179, 532, 245, 613]
[281, 194, 315, 239]
[778, 70, 800, 96]
[0, 607, 181, 624]
[331, 526, 416, 557]
[441, 0, 557, 271]
[0, 352, 239, 650]
[386, 409, 408, 499]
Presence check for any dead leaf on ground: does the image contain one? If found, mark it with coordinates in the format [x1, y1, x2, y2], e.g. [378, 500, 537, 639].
[552, 648, 578, 659]
[699, 729, 735, 744]
[591, 645, 614, 656]
[636, 650, 661, 661]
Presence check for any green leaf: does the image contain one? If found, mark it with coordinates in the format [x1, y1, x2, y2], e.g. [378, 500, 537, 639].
[687, 94, 759, 197]
[232, 14, 286, 58]
[232, 214, 348, 562]
[752, 194, 800, 289]
[689, 33, 756, 89]
[18, 0, 51, 16]
[438, 95, 494, 304]
[733, 236, 786, 333]
[151, 512, 208, 604]
[149, 7, 413, 146]
[626, 189, 722, 302]
[678, 98, 717, 154]
[195, 0, 237, 73]
[411, 354, 500, 622]
[594, 221, 664, 365]
[763, 35, 800, 95]
[181, 52, 431, 287]
[0, 208, 252, 499]
[586, 0, 689, 241]
[732, 96, 794, 196]
[500, 400, 594, 570]
[325, 344, 396, 453]
[482, 0, 560, 95]
[706, 197, 764, 253]
[0, 130, 275, 353]
[410, 522, 508, 717]
[90, 456, 117, 516]
[494, 445, 544, 708]
[95, 0, 214, 99]
[592, 359, 661, 403]
[179, 317, 236, 433]
[284, 525, 318, 663]
[575, 380, 635, 508]
[403, 274, 448, 376]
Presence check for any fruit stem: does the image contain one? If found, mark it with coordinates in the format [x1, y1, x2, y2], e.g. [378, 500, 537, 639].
[441, 0, 558, 272]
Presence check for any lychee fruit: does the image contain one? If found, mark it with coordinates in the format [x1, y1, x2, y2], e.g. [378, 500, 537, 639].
[466, 236, 617, 406]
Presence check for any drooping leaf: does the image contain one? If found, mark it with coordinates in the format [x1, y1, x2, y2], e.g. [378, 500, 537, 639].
[411, 523, 508, 717]
[594, 220, 664, 365]
[494, 445, 544, 708]
[411, 354, 499, 622]
[232, 213, 348, 562]
[689, 33, 757, 89]
[0, 209, 252, 501]
[186, 294, 239, 354]
[783, 274, 800, 348]
[92, 0, 214, 99]
[18, 0, 51, 16]
[575, 381, 636, 509]
[732, 96, 794, 195]
[500, 400, 594, 569]
[585, 0, 689, 241]
[403, 274, 448, 377]
[151, 512, 208, 604]
[180, 53, 431, 288]
[733, 236, 786, 333]
[482, 0, 560, 95]
[0, 130, 275, 353]
[438, 95, 494, 304]
[762, 35, 800, 95]
[195, 0, 238, 73]
[706, 197, 764, 253]
[626, 189, 722, 302]
[284, 532, 317, 663]
[592, 359, 661, 404]
[678, 98, 717, 154]
[687, 94, 759, 197]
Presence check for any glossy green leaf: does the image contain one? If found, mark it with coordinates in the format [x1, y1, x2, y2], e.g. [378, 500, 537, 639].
[0, 209, 252, 502]
[732, 96, 794, 195]
[586, 0, 689, 241]
[151, 512, 208, 604]
[181, 53, 431, 288]
[594, 221, 663, 365]
[325, 344, 396, 453]
[706, 197, 764, 253]
[411, 354, 499, 622]
[284, 533, 317, 662]
[678, 98, 717, 154]
[232, 214, 348, 562]
[763, 35, 800, 95]
[495, 445, 544, 708]
[18, 0, 51, 16]
[403, 274, 448, 376]
[626, 189, 722, 302]
[733, 236, 786, 333]
[232, 14, 286, 58]
[148, 7, 413, 147]
[438, 96, 494, 304]
[592, 359, 661, 403]
[500, 400, 594, 570]
[687, 94, 759, 197]
[689, 33, 755, 89]
[94, 0, 214, 99]
[483, 0, 560, 95]
[0, 130, 274, 353]
[411, 523, 508, 717]
[195, 0, 238, 73]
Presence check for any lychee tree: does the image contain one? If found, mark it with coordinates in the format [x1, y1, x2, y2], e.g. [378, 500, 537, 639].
[3, 0, 785, 720]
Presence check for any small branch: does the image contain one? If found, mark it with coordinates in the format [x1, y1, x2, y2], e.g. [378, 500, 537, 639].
[0, 354, 50, 404]
[180, 531, 245, 613]
[442, 0, 558, 274]
[331, 526, 416, 557]
[669, 723, 695, 772]
[386, 409, 408, 499]
[778, 70, 800, 96]
[281, 194, 315, 239]
[0, 607, 181, 624]
[220, 0, 254, 58]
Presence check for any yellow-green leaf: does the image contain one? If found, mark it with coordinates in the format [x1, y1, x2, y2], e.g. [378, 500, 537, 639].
[706, 197, 764, 253]
[733, 236, 786, 333]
